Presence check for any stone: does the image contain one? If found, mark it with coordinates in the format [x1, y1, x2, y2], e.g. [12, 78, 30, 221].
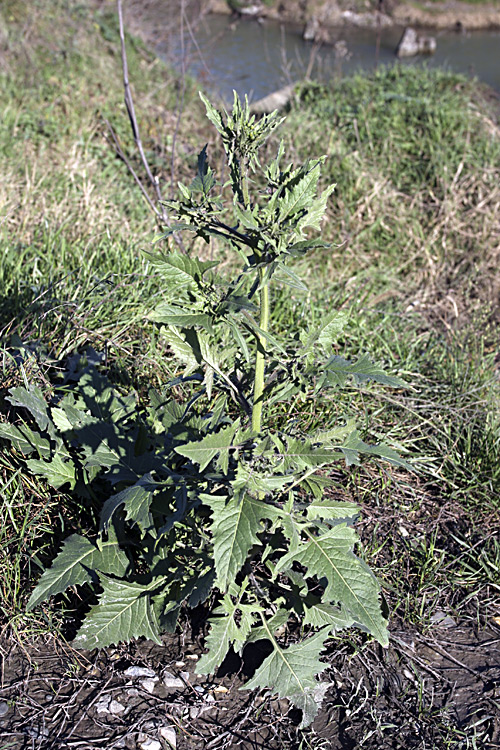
[159, 726, 177, 748]
[162, 671, 185, 689]
[250, 84, 296, 114]
[396, 27, 436, 58]
[430, 610, 457, 628]
[138, 740, 162, 750]
[140, 677, 159, 694]
[0, 701, 9, 717]
[123, 666, 157, 679]
[108, 699, 126, 715]
[95, 695, 126, 715]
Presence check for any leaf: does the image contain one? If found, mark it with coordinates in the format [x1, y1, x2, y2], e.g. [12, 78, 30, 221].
[7, 385, 51, 433]
[303, 603, 355, 632]
[305, 498, 359, 521]
[26, 454, 76, 489]
[197, 582, 257, 674]
[191, 145, 216, 196]
[204, 494, 280, 590]
[337, 430, 412, 470]
[100, 475, 157, 533]
[149, 304, 213, 331]
[243, 622, 330, 727]
[276, 526, 388, 646]
[162, 327, 199, 372]
[325, 354, 405, 388]
[0, 422, 52, 458]
[148, 250, 218, 287]
[72, 576, 162, 650]
[174, 421, 240, 472]
[303, 311, 348, 353]
[27, 534, 128, 610]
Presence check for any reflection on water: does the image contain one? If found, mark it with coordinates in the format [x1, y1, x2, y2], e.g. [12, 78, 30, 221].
[160, 14, 500, 102]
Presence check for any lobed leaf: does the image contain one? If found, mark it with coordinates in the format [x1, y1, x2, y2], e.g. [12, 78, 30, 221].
[27, 533, 128, 611]
[276, 526, 389, 646]
[72, 576, 162, 650]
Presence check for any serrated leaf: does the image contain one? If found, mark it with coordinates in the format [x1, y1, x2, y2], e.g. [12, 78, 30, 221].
[325, 354, 405, 388]
[149, 304, 213, 330]
[197, 582, 257, 674]
[100, 475, 157, 533]
[27, 534, 128, 610]
[72, 575, 162, 649]
[0, 422, 52, 458]
[162, 327, 199, 372]
[243, 622, 330, 726]
[303, 603, 355, 632]
[26, 454, 76, 489]
[303, 310, 348, 353]
[7, 385, 51, 433]
[204, 494, 280, 590]
[305, 498, 359, 521]
[174, 421, 240, 471]
[148, 250, 218, 286]
[277, 526, 388, 646]
[337, 430, 412, 470]
[191, 145, 216, 196]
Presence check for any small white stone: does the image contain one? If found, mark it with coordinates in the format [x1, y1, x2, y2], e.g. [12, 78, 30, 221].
[180, 671, 190, 682]
[159, 726, 177, 748]
[140, 678, 158, 694]
[205, 694, 215, 703]
[139, 740, 162, 750]
[185, 654, 199, 661]
[124, 666, 157, 679]
[127, 688, 139, 697]
[108, 699, 126, 715]
[174, 661, 185, 668]
[163, 671, 184, 689]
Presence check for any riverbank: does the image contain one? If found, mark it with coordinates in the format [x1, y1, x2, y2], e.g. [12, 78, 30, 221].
[209, 0, 500, 31]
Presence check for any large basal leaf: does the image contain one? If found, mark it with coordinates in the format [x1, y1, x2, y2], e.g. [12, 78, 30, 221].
[72, 576, 162, 650]
[197, 582, 257, 674]
[276, 526, 389, 646]
[7, 385, 52, 434]
[174, 421, 240, 472]
[27, 533, 129, 611]
[204, 494, 280, 591]
[243, 621, 330, 727]
[100, 474, 157, 533]
[0, 422, 52, 459]
[26, 454, 76, 490]
[303, 602, 355, 632]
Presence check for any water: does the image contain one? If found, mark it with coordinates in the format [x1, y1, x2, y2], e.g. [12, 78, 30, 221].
[161, 14, 500, 102]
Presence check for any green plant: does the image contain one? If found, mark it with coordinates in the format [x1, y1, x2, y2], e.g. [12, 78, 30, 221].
[0, 93, 410, 726]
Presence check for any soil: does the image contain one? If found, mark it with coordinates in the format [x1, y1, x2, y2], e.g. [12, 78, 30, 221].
[1, 619, 499, 749]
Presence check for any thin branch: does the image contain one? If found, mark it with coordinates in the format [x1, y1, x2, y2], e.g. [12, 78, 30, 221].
[117, 0, 166, 219]
[116, 0, 187, 251]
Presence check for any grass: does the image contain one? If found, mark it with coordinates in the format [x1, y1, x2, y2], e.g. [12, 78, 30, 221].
[0, 1, 499, 746]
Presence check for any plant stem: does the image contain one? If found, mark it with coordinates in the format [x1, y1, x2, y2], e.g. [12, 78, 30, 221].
[242, 160, 250, 208]
[252, 269, 269, 433]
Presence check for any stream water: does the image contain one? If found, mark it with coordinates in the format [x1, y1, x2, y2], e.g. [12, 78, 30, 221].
[161, 13, 500, 102]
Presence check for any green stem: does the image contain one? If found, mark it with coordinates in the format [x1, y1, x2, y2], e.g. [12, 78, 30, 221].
[252, 269, 269, 434]
[242, 160, 250, 209]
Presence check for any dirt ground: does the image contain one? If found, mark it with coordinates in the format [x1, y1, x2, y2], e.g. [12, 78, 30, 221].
[1, 614, 499, 749]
